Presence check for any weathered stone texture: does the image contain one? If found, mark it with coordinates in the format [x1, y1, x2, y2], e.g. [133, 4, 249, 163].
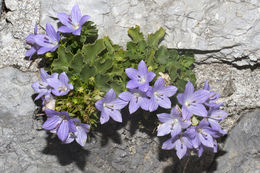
[210, 109, 260, 173]
[0, 0, 40, 72]
[40, 0, 260, 66]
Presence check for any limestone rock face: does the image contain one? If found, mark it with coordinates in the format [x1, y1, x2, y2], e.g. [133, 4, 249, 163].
[40, 0, 260, 66]
[210, 109, 260, 173]
[0, 0, 40, 72]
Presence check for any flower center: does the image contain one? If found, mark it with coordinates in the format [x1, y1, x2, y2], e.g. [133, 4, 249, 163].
[58, 85, 67, 92]
[185, 100, 194, 107]
[137, 75, 146, 84]
[103, 103, 114, 109]
[73, 23, 80, 30]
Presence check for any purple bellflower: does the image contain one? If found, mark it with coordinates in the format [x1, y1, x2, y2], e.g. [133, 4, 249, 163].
[201, 108, 228, 135]
[34, 23, 60, 55]
[186, 121, 216, 149]
[42, 109, 75, 142]
[32, 68, 58, 100]
[146, 77, 177, 112]
[157, 106, 191, 138]
[47, 72, 73, 96]
[58, 4, 90, 35]
[162, 133, 193, 159]
[95, 89, 128, 124]
[65, 118, 90, 146]
[177, 81, 210, 120]
[25, 25, 40, 60]
[119, 89, 150, 114]
[125, 60, 156, 92]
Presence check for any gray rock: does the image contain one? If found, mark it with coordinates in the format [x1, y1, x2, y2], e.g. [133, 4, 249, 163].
[0, 0, 40, 72]
[40, 0, 260, 66]
[0, 0, 2, 17]
[4, 0, 18, 11]
[210, 109, 260, 173]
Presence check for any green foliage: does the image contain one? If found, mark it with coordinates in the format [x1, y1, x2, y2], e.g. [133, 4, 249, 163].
[48, 23, 196, 127]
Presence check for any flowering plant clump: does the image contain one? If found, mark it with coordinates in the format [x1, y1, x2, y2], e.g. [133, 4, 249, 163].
[26, 4, 228, 159]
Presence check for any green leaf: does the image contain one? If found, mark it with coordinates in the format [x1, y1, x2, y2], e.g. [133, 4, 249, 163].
[182, 57, 195, 68]
[155, 46, 170, 64]
[70, 52, 84, 74]
[80, 65, 96, 81]
[103, 36, 115, 54]
[51, 45, 73, 73]
[82, 39, 106, 64]
[95, 74, 110, 92]
[95, 57, 113, 74]
[147, 27, 165, 48]
[128, 25, 144, 43]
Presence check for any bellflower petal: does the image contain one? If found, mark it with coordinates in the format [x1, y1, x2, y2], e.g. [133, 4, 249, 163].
[75, 126, 88, 146]
[188, 103, 207, 117]
[71, 4, 82, 22]
[95, 99, 104, 111]
[138, 60, 148, 74]
[118, 91, 132, 102]
[72, 27, 82, 35]
[176, 139, 187, 159]
[100, 111, 110, 124]
[157, 113, 174, 123]
[46, 23, 58, 41]
[57, 120, 70, 142]
[162, 138, 175, 150]
[79, 15, 90, 25]
[42, 115, 61, 130]
[58, 26, 74, 33]
[57, 13, 71, 26]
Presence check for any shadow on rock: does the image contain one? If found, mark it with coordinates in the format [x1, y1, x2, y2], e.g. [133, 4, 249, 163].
[42, 133, 90, 171]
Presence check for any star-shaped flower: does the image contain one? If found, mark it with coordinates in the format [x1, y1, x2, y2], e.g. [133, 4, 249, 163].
[95, 89, 128, 124]
[46, 72, 73, 96]
[147, 77, 177, 112]
[32, 68, 58, 100]
[125, 60, 156, 92]
[34, 23, 60, 55]
[177, 81, 210, 119]
[157, 106, 191, 138]
[118, 89, 150, 114]
[42, 109, 75, 142]
[57, 4, 90, 35]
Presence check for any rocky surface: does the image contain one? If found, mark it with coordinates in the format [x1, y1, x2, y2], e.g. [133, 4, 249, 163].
[210, 109, 260, 173]
[0, 0, 260, 172]
[0, 0, 40, 72]
[40, 0, 260, 66]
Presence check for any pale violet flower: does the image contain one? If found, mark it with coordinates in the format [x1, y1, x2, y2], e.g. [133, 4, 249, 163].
[34, 23, 60, 54]
[95, 89, 128, 124]
[177, 81, 210, 119]
[125, 60, 156, 92]
[157, 106, 191, 138]
[147, 77, 177, 112]
[118, 89, 150, 114]
[47, 72, 73, 96]
[57, 4, 90, 35]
